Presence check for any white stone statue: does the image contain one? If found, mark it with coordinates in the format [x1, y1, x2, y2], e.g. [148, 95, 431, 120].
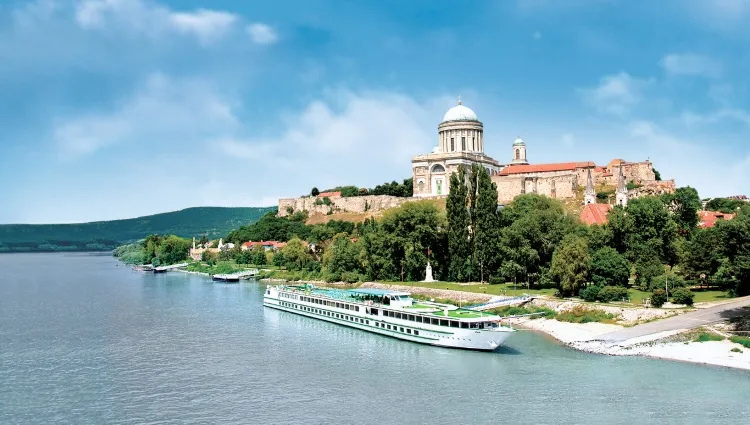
[423, 260, 435, 282]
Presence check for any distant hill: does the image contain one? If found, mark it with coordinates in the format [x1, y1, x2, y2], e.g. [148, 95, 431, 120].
[0, 206, 275, 253]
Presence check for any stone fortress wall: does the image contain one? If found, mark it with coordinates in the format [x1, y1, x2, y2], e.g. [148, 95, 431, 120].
[278, 195, 414, 217]
[494, 174, 578, 204]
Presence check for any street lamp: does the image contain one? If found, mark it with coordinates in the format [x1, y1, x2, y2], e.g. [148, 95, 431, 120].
[665, 265, 669, 299]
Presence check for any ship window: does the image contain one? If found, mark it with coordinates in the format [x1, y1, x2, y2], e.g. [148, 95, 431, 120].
[399, 327, 404, 332]
[450, 321, 459, 328]
[461, 322, 469, 329]
[387, 325, 391, 330]
[414, 330, 419, 336]
[431, 318, 439, 325]
[408, 315, 415, 321]
[355, 306, 359, 312]
[440, 320, 449, 327]
[366, 320, 369, 325]
[407, 329, 412, 334]
[416, 316, 422, 323]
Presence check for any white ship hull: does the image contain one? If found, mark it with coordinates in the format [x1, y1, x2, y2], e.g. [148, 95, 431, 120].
[263, 287, 514, 351]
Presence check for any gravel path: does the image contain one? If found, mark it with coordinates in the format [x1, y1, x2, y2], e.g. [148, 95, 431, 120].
[596, 296, 750, 342]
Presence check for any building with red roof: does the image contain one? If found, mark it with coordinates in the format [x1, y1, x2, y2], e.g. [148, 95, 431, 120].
[697, 211, 736, 228]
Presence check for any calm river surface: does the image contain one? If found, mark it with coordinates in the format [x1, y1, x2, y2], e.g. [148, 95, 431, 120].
[1, 253, 749, 424]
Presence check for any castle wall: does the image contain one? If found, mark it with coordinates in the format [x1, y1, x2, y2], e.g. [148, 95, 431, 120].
[492, 174, 577, 203]
[278, 195, 412, 217]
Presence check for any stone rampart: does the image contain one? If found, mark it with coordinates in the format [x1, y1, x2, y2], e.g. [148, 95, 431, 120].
[278, 195, 413, 217]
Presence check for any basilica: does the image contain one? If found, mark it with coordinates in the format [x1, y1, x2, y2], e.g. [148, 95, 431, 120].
[411, 100, 670, 204]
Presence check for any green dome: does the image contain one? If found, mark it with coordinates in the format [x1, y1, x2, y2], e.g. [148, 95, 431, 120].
[513, 137, 525, 146]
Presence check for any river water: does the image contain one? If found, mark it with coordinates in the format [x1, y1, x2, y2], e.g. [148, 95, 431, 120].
[1, 253, 748, 425]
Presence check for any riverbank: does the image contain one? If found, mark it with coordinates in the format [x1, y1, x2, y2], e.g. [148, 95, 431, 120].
[507, 315, 750, 371]
[253, 276, 750, 370]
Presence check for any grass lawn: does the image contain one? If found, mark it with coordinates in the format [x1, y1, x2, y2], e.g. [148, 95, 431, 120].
[622, 288, 731, 306]
[377, 281, 557, 297]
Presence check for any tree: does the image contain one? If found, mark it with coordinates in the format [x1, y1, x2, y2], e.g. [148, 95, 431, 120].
[282, 237, 312, 270]
[252, 245, 267, 266]
[590, 247, 630, 286]
[671, 288, 694, 306]
[202, 249, 218, 266]
[706, 197, 745, 214]
[680, 227, 724, 285]
[662, 187, 701, 235]
[271, 251, 285, 268]
[651, 289, 667, 307]
[550, 235, 590, 297]
[311, 187, 320, 196]
[446, 165, 472, 281]
[237, 249, 253, 265]
[471, 165, 501, 282]
[653, 168, 662, 181]
[323, 233, 363, 275]
[716, 209, 750, 295]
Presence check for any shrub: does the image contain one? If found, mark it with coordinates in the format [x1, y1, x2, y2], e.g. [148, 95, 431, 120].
[488, 276, 505, 285]
[491, 305, 557, 319]
[651, 289, 667, 307]
[556, 305, 616, 323]
[694, 332, 725, 342]
[731, 347, 743, 353]
[341, 271, 361, 283]
[579, 285, 601, 302]
[671, 288, 695, 306]
[597, 285, 629, 303]
[730, 336, 750, 349]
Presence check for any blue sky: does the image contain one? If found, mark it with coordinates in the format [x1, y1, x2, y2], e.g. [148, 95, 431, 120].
[2, 0, 750, 223]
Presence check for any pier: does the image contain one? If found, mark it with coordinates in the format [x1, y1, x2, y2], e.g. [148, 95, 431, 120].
[468, 294, 533, 311]
[152, 263, 189, 273]
[212, 269, 259, 282]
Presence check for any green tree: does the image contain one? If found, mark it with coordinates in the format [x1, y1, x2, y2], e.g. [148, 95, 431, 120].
[716, 209, 750, 295]
[237, 249, 253, 265]
[680, 227, 724, 286]
[271, 251, 285, 268]
[252, 245, 267, 266]
[706, 198, 745, 214]
[202, 249, 218, 266]
[590, 247, 630, 286]
[550, 235, 590, 297]
[651, 289, 667, 307]
[671, 287, 694, 306]
[323, 233, 363, 275]
[311, 187, 319, 196]
[446, 165, 472, 281]
[282, 237, 312, 270]
[471, 164, 501, 282]
[662, 187, 702, 235]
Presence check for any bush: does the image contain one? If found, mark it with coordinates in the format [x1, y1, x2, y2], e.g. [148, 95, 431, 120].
[730, 336, 750, 348]
[597, 285, 629, 303]
[341, 271, 361, 283]
[556, 305, 616, 323]
[651, 289, 667, 307]
[649, 273, 687, 292]
[694, 332, 725, 342]
[671, 287, 695, 306]
[579, 285, 601, 302]
[488, 276, 505, 285]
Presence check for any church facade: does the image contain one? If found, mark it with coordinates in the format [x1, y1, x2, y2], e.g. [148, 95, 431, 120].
[412, 100, 671, 204]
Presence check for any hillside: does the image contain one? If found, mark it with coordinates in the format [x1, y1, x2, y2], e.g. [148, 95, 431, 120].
[0, 207, 274, 253]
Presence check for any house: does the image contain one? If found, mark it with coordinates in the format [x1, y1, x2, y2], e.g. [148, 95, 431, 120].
[242, 241, 288, 251]
[697, 211, 736, 229]
[579, 203, 614, 226]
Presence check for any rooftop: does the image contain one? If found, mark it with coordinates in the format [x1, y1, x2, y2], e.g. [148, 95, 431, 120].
[348, 288, 410, 296]
[498, 161, 596, 176]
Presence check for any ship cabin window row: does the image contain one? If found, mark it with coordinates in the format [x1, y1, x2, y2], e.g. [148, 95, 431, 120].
[279, 301, 372, 326]
[374, 322, 420, 336]
[297, 295, 360, 312]
[381, 309, 489, 329]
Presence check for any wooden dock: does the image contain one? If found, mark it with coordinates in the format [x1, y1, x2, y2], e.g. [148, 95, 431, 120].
[212, 269, 259, 282]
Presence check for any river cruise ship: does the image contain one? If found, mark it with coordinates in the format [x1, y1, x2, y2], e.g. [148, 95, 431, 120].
[263, 284, 516, 351]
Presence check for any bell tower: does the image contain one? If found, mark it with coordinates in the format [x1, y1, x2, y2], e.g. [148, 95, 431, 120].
[511, 137, 528, 165]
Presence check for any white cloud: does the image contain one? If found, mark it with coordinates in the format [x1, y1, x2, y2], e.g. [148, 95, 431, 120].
[74, 0, 238, 45]
[169, 9, 238, 44]
[680, 108, 750, 127]
[578, 72, 653, 116]
[246, 23, 278, 45]
[659, 53, 722, 78]
[627, 119, 750, 197]
[680, 0, 750, 33]
[216, 91, 449, 192]
[54, 73, 238, 158]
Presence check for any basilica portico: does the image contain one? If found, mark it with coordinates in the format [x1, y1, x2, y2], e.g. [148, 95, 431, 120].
[412, 99, 504, 197]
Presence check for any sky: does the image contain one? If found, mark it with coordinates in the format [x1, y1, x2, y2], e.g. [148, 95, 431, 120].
[2, 0, 750, 224]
